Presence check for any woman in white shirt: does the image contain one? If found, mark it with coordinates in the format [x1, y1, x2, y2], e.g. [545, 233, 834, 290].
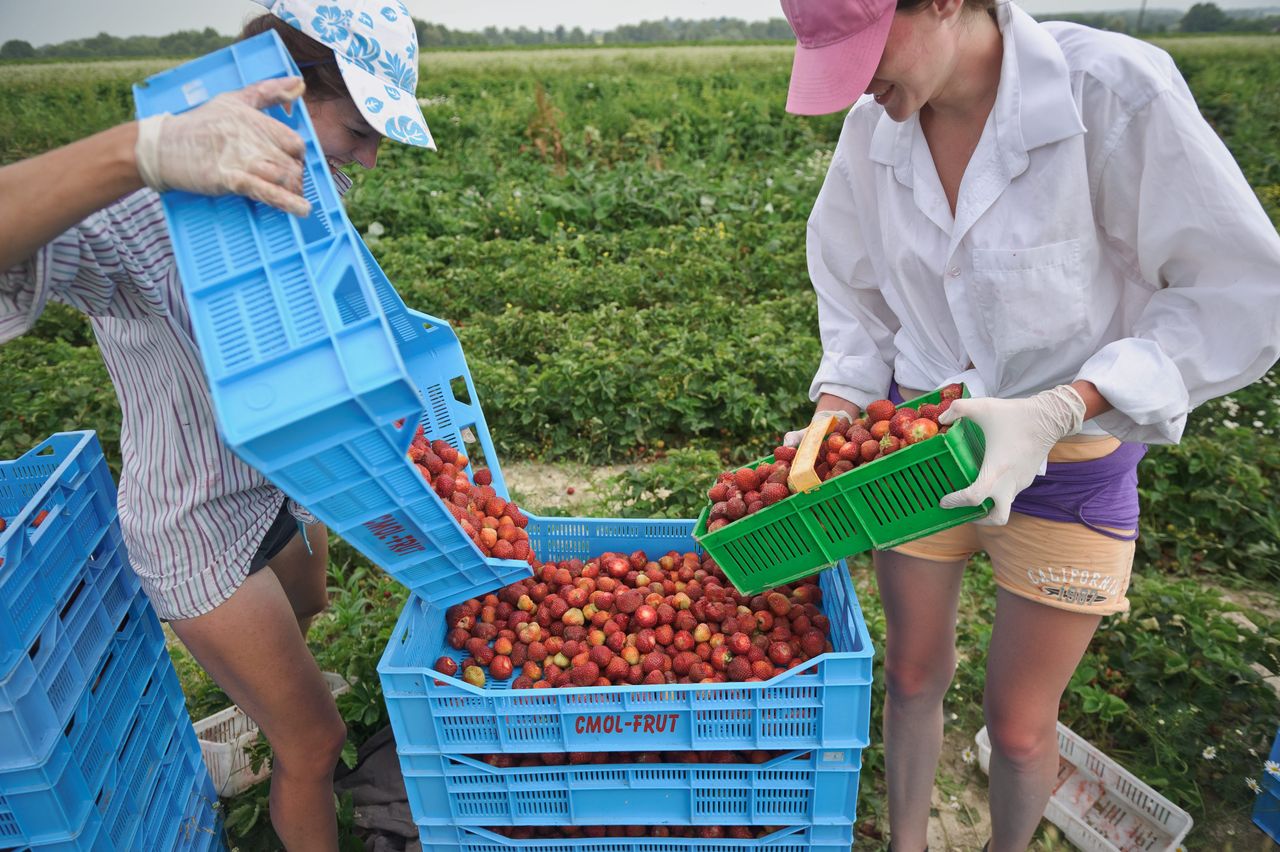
[779, 0, 1280, 848]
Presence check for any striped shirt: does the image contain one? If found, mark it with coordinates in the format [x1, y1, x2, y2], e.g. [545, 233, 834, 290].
[1, 175, 350, 619]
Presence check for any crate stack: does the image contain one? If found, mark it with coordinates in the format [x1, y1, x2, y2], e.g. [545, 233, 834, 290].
[0, 432, 223, 851]
[134, 34, 877, 851]
[377, 518, 874, 851]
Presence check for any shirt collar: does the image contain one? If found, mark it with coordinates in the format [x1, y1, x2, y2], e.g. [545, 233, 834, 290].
[868, 2, 1085, 177]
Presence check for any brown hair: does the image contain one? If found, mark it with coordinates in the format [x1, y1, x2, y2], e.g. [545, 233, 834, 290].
[239, 14, 350, 102]
[896, 0, 997, 13]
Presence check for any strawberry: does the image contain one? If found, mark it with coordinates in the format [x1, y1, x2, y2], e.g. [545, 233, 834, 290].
[474, 468, 493, 487]
[865, 399, 896, 423]
[760, 482, 789, 506]
[904, 418, 939, 444]
[707, 482, 729, 502]
[939, 382, 964, 401]
[879, 435, 902, 455]
[773, 445, 797, 462]
[733, 467, 759, 492]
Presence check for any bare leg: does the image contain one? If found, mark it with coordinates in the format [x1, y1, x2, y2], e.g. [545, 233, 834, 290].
[266, 523, 329, 636]
[983, 588, 1101, 851]
[169, 569, 345, 851]
[874, 549, 969, 852]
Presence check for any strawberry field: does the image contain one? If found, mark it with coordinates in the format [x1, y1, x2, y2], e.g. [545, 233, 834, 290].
[3, 37, 1280, 850]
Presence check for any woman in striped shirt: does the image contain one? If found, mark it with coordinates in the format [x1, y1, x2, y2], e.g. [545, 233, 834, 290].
[0, 3, 434, 848]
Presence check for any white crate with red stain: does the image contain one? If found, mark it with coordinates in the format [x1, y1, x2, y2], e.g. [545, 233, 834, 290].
[976, 723, 1192, 851]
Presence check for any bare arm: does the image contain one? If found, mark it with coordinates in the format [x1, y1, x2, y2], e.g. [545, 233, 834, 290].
[0, 123, 144, 270]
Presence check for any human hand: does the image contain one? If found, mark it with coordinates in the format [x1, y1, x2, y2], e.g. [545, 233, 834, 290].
[937, 385, 1086, 525]
[783, 409, 852, 448]
[135, 76, 311, 216]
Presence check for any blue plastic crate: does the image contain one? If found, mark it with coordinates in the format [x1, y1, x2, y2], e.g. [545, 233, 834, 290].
[1256, 785, 1280, 845]
[416, 822, 854, 852]
[0, 671, 204, 852]
[0, 432, 118, 674]
[1, 526, 138, 770]
[403, 748, 861, 827]
[0, 592, 171, 847]
[378, 517, 874, 756]
[142, 741, 223, 852]
[133, 32, 530, 608]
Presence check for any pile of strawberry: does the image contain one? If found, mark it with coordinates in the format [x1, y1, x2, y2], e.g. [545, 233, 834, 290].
[474, 749, 787, 767]
[407, 426, 536, 567]
[490, 825, 786, 839]
[705, 383, 963, 531]
[434, 550, 832, 689]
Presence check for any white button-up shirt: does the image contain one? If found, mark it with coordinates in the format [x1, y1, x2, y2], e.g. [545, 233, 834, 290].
[807, 2, 1280, 443]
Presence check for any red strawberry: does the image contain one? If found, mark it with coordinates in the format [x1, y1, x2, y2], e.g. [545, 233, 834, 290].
[760, 482, 789, 506]
[879, 435, 902, 455]
[733, 467, 759, 492]
[773, 445, 797, 462]
[860, 439, 880, 463]
[904, 418, 939, 444]
[917, 403, 941, 422]
[725, 497, 747, 521]
[865, 399, 896, 423]
[939, 383, 964, 401]
[474, 469, 493, 486]
[708, 482, 729, 502]
[727, 656, 753, 682]
[889, 409, 917, 439]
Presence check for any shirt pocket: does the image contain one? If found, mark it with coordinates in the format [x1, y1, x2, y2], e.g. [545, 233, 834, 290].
[970, 238, 1087, 359]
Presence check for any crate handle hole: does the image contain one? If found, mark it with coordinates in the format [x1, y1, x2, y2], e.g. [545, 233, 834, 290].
[449, 376, 471, 407]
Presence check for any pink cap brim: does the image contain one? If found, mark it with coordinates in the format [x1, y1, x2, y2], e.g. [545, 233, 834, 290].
[785, 8, 895, 116]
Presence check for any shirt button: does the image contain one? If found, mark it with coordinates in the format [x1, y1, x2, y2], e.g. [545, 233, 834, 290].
[948, 266, 961, 279]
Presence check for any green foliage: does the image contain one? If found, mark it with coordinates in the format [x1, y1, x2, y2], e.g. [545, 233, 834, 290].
[1138, 422, 1280, 582]
[1181, 3, 1232, 33]
[1065, 573, 1280, 812]
[602, 447, 725, 517]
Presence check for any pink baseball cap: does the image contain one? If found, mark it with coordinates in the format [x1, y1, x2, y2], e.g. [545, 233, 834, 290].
[781, 0, 897, 115]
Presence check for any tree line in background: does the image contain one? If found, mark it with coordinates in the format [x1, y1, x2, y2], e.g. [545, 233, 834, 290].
[1, 4, 1277, 60]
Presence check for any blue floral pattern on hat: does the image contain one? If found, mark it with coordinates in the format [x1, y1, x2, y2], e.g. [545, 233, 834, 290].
[265, 0, 434, 148]
[385, 115, 430, 146]
[311, 5, 351, 42]
[378, 52, 415, 91]
[343, 31, 381, 71]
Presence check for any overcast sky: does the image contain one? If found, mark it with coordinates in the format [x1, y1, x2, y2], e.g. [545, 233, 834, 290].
[2, 0, 1277, 46]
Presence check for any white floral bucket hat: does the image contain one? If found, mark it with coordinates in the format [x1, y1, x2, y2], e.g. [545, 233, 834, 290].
[253, 0, 435, 150]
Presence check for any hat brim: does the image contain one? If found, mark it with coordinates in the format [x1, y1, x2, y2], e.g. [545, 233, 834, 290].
[335, 54, 436, 150]
[785, 8, 895, 116]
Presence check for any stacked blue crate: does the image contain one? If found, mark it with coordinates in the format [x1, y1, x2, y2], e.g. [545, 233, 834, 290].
[379, 518, 875, 850]
[0, 433, 222, 851]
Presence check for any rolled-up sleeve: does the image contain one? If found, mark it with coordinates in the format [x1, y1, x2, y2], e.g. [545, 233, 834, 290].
[807, 149, 900, 410]
[1078, 82, 1280, 443]
[1, 189, 168, 343]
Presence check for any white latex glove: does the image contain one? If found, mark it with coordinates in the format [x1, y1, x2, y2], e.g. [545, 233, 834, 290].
[937, 385, 1086, 525]
[783, 409, 852, 449]
[135, 77, 311, 217]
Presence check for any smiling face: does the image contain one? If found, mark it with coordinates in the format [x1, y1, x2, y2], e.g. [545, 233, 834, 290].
[306, 94, 382, 178]
[865, 0, 978, 121]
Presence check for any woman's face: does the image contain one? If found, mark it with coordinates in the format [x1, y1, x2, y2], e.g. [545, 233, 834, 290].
[306, 94, 381, 177]
[864, 2, 968, 121]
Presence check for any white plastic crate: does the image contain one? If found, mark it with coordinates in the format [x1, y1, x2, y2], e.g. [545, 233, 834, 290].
[975, 723, 1193, 851]
[194, 671, 349, 797]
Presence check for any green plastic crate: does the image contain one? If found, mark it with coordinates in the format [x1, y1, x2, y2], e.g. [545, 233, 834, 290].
[694, 387, 991, 595]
